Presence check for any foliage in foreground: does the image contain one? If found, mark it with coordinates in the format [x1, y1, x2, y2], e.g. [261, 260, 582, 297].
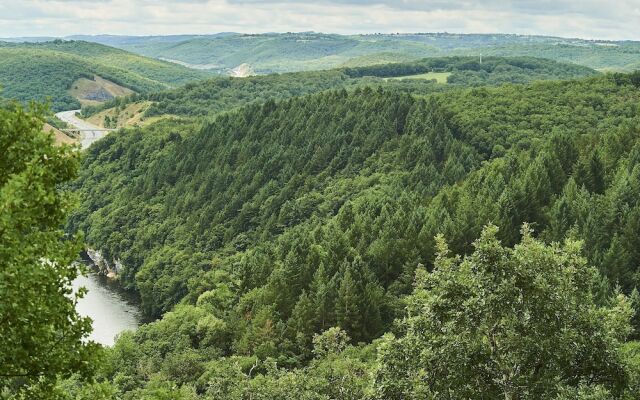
[0, 103, 99, 397]
[92, 226, 639, 399]
[375, 225, 632, 399]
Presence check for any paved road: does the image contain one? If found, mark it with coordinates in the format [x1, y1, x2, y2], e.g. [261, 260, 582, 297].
[55, 110, 110, 150]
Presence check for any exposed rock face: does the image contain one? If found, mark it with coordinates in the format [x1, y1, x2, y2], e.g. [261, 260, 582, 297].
[83, 88, 114, 102]
[86, 248, 120, 279]
[230, 63, 254, 77]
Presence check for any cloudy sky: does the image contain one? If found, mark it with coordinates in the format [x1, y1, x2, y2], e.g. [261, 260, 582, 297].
[1, 0, 639, 40]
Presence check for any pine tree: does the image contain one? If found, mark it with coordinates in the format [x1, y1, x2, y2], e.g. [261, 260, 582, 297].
[309, 262, 333, 331]
[335, 263, 362, 342]
[288, 290, 315, 339]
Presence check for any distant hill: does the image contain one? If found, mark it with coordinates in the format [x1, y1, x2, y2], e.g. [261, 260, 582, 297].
[0, 40, 210, 111]
[69, 32, 640, 74]
[80, 56, 598, 126]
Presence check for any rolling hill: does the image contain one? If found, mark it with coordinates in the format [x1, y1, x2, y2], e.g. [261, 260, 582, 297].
[79, 56, 598, 127]
[67, 71, 640, 397]
[0, 40, 210, 111]
[72, 32, 640, 74]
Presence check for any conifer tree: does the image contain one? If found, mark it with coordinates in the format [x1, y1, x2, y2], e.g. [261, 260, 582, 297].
[335, 263, 363, 341]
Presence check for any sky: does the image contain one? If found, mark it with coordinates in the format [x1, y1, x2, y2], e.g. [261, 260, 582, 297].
[1, 0, 639, 40]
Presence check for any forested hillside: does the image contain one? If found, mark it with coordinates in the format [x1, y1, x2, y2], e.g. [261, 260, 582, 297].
[81, 70, 354, 119]
[346, 56, 597, 85]
[20, 40, 210, 86]
[74, 32, 640, 73]
[80, 57, 597, 121]
[0, 40, 208, 111]
[66, 72, 640, 398]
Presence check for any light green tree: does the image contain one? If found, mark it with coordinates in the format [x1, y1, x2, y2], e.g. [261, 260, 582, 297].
[312, 327, 350, 358]
[0, 103, 98, 396]
[374, 224, 632, 399]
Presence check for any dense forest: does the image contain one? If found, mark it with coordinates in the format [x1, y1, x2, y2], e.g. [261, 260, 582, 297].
[80, 56, 597, 120]
[343, 56, 596, 83]
[0, 40, 209, 111]
[81, 70, 354, 119]
[55, 71, 640, 398]
[3, 29, 640, 398]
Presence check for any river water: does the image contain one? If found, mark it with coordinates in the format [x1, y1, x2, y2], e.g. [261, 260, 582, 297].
[60, 111, 141, 346]
[58, 110, 140, 346]
[72, 267, 141, 346]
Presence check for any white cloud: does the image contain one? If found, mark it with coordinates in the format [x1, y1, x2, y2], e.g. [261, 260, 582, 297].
[0, 0, 638, 40]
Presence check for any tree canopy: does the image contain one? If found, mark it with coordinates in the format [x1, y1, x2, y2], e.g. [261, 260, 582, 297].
[0, 102, 98, 396]
[374, 225, 632, 399]
[64, 71, 640, 397]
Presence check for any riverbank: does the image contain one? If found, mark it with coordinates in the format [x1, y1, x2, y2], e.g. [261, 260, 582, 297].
[73, 259, 142, 346]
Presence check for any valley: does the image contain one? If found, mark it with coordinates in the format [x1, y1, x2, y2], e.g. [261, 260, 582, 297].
[71, 32, 640, 74]
[62, 69, 640, 399]
[55, 109, 113, 149]
[3, 20, 640, 400]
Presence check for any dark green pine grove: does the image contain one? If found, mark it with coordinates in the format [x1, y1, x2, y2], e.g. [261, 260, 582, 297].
[69, 87, 478, 323]
[56, 71, 640, 398]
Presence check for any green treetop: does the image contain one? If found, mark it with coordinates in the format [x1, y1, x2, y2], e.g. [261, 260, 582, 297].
[0, 102, 98, 396]
[374, 224, 633, 399]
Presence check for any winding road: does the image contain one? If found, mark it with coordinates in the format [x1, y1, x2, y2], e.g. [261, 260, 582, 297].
[55, 109, 113, 150]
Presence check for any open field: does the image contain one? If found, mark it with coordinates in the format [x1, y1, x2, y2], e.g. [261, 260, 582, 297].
[85, 100, 168, 128]
[43, 122, 78, 146]
[386, 71, 452, 83]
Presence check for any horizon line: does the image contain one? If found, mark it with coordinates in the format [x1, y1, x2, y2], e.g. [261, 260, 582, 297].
[2, 30, 639, 43]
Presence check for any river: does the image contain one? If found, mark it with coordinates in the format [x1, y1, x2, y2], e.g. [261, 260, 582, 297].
[59, 110, 141, 346]
[72, 264, 141, 346]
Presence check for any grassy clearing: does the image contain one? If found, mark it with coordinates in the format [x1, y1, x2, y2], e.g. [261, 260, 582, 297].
[339, 52, 419, 68]
[43, 123, 78, 146]
[85, 100, 168, 128]
[386, 71, 452, 83]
